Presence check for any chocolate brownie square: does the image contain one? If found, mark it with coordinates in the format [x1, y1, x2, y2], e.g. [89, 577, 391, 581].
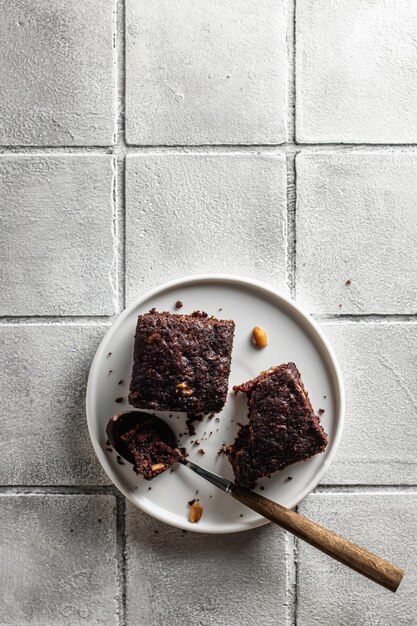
[228, 363, 328, 488]
[129, 310, 235, 413]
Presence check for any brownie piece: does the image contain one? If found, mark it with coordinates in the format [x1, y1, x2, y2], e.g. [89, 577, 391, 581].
[121, 423, 180, 480]
[129, 310, 235, 413]
[228, 363, 328, 488]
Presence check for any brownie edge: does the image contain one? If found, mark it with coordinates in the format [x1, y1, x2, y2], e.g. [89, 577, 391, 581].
[129, 310, 235, 413]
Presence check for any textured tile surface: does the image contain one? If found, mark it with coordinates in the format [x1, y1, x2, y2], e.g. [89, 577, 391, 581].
[0, 156, 115, 316]
[0, 325, 110, 485]
[320, 323, 417, 485]
[126, 153, 287, 302]
[0, 495, 117, 626]
[296, 0, 417, 143]
[126, 0, 287, 145]
[296, 153, 417, 314]
[125, 504, 287, 626]
[0, 0, 115, 145]
[297, 494, 414, 626]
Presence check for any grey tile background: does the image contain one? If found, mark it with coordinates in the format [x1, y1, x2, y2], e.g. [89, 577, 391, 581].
[1, 0, 416, 624]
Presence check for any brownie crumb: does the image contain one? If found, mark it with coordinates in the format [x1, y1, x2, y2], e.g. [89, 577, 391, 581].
[188, 499, 196, 506]
[118, 380, 124, 385]
[106, 447, 113, 452]
[239, 514, 243, 518]
[105, 439, 111, 446]
[218, 308, 223, 311]
[117, 458, 125, 465]
[108, 370, 112, 374]
[287, 476, 293, 481]
[116, 455, 122, 461]
[148, 487, 152, 490]
[107, 352, 112, 357]
[191, 310, 208, 318]
[260, 486, 265, 491]
[115, 397, 124, 403]
[175, 300, 183, 309]
[193, 440, 200, 446]
[186, 413, 203, 436]
[323, 395, 327, 399]
[218, 446, 227, 456]
[215, 417, 220, 423]
[198, 448, 205, 455]
[318, 408, 325, 415]
[345, 279, 352, 286]
[170, 469, 174, 473]
[195, 489, 198, 495]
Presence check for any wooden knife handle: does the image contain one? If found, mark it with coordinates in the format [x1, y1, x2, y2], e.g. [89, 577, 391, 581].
[232, 485, 404, 592]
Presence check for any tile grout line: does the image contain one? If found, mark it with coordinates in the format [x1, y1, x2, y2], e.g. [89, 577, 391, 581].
[5, 143, 417, 154]
[1, 314, 417, 326]
[1, 484, 417, 496]
[286, 153, 297, 298]
[114, 4, 128, 625]
[114, 0, 127, 314]
[116, 495, 127, 626]
[285, 531, 298, 626]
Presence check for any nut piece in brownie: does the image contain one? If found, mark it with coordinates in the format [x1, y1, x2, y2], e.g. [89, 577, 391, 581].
[228, 363, 328, 488]
[129, 310, 235, 413]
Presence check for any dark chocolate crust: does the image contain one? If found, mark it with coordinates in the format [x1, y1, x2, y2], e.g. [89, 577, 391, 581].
[129, 310, 235, 413]
[228, 363, 328, 488]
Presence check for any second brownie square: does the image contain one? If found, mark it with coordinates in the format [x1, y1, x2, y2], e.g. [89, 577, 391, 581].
[129, 310, 235, 413]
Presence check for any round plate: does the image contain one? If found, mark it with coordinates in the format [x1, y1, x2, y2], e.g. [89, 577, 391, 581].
[86, 275, 344, 534]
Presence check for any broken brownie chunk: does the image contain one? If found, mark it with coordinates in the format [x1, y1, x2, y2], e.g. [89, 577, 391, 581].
[129, 310, 235, 413]
[228, 363, 328, 488]
[121, 423, 180, 480]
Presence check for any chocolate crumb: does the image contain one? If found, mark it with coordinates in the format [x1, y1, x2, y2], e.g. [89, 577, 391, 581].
[108, 370, 112, 374]
[148, 487, 152, 490]
[287, 476, 293, 481]
[193, 440, 200, 446]
[218, 308, 223, 311]
[115, 397, 124, 403]
[209, 495, 212, 498]
[175, 300, 183, 309]
[345, 279, 352, 286]
[118, 380, 124, 385]
[318, 408, 325, 415]
[324, 395, 327, 399]
[170, 469, 174, 473]
[107, 352, 112, 357]
[239, 514, 243, 518]
[105, 439, 111, 446]
[116, 455, 121, 461]
[260, 486, 265, 491]
[215, 417, 220, 423]
[117, 458, 125, 465]
[198, 449, 205, 455]
[106, 447, 113, 452]
[195, 489, 198, 495]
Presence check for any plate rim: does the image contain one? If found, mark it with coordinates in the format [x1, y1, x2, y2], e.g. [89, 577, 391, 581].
[86, 273, 345, 534]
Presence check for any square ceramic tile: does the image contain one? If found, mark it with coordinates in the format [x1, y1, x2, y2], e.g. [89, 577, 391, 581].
[126, 153, 287, 303]
[0, 495, 117, 625]
[0, 156, 115, 316]
[0, 0, 115, 145]
[296, 152, 417, 314]
[296, 0, 417, 143]
[126, 0, 287, 144]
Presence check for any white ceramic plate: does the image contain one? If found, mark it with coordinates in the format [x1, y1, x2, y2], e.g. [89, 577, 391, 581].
[86, 275, 344, 534]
